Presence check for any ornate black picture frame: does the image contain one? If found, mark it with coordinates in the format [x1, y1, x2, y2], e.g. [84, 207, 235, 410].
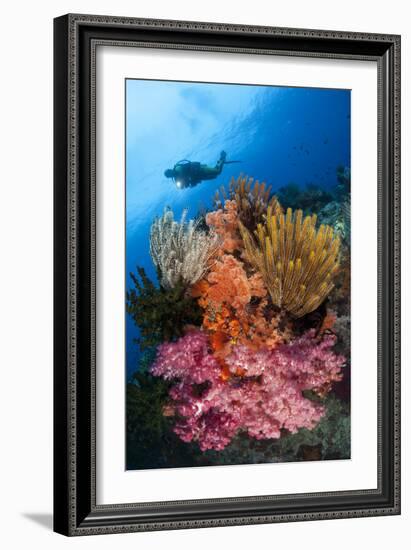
[53, 13, 401, 536]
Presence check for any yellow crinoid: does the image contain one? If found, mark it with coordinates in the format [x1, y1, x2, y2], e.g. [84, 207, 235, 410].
[239, 205, 340, 318]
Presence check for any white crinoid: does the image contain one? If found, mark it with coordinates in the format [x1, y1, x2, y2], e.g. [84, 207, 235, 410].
[149, 208, 219, 290]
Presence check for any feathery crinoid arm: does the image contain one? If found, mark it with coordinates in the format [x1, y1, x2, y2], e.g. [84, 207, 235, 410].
[149, 208, 219, 290]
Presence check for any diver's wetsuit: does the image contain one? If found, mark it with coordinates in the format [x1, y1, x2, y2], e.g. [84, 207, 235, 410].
[166, 151, 227, 188]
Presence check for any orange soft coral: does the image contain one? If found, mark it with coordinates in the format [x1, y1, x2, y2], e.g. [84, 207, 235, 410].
[191, 253, 287, 358]
[191, 254, 258, 317]
[206, 254, 252, 309]
[244, 298, 288, 351]
[205, 200, 242, 254]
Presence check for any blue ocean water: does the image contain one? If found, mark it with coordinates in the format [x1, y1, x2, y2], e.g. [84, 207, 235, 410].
[125, 79, 350, 379]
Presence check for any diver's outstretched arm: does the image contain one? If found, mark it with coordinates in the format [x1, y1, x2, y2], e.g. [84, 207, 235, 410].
[215, 151, 241, 173]
[214, 151, 227, 173]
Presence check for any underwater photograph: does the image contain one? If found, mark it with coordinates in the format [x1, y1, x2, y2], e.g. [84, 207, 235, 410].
[125, 78, 351, 470]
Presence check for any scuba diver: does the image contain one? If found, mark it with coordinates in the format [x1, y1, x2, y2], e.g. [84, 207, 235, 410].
[164, 151, 240, 189]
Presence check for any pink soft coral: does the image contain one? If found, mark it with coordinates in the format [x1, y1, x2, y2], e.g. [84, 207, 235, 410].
[151, 329, 220, 384]
[151, 329, 345, 451]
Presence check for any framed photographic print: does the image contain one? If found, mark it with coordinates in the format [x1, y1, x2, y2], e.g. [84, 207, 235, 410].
[53, 14, 401, 536]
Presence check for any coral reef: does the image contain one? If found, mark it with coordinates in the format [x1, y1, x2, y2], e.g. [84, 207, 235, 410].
[318, 199, 350, 243]
[127, 172, 351, 467]
[126, 267, 203, 349]
[126, 369, 207, 470]
[287, 395, 351, 459]
[340, 199, 351, 242]
[333, 314, 351, 353]
[315, 166, 351, 244]
[318, 309, 337, 335]
[239, 206, 341, 318]
[150, 207, 219, 289]
[151, 329, 345, 451]
[213, 175, 282, 231]
[336, 165, 351, 197]
[126, 371, 171, 469]
[200, 395, 350, 465]
[277, 182, 334, 215]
